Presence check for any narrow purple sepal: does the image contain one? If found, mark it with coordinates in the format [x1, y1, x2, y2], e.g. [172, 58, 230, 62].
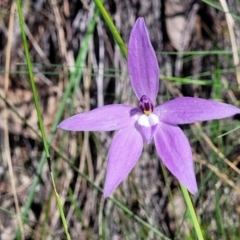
[128, 18, 159, 104]
[104, 126, 144, 197]
[139, 125, 157, 144]
[58, 104, 136, 132]
[155, 97, 240, 125]
[154, 122, 197, 194]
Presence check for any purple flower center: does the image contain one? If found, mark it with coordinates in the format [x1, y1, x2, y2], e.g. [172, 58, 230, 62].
[138, 95, 153, 115]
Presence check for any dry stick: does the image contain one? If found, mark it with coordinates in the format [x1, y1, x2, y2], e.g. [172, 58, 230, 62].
[96, 21, 105, 107]
[3, 2, 25, 239]
[98, 197, 105, 238]
[194, 152, 240, 194]
[66, 46, 93, 225]
[49, 0, 72, 232]
[24, 25, 50, 64]
[50, 0, 69, 83]
[221, 77, 238, 104]
[81, 48, 95, 227]
[50, 0, 69, 118]
[175, 3, 199, 77]
[193, 122, 240, 175]
[84, 54, 95, 182]
[219, 0, 240, 87]
[50, 0, 67, 58]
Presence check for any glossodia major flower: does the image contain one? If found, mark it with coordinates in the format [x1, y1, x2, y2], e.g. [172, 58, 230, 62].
[58, 17, 240, 197]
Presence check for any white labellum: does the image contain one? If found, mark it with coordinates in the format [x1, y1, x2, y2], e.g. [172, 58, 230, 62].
[137, 113, 159, 127]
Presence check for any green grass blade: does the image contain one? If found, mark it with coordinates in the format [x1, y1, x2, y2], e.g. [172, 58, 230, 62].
[16, 0, 90, 240]
[93, 0, 127, 58]
[15, 5, 99, 240]
[202, 0, 240, 21]
[51, 173, 71, 240]
[15, 0, 50, 160]
[218, 125, 240, 138]
[180, 184, 204, 240]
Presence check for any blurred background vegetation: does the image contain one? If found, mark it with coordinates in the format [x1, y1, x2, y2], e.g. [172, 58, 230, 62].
[1, 0, 240, 239]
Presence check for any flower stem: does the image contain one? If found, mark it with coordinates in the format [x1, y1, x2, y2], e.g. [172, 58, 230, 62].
[180, 184, 204, 240]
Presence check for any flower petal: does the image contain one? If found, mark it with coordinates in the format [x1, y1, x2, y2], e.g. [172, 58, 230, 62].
[137, 113, 159, 143]
[138, 125, 157, 144]
[154, 122, 197, 194]
[155, 97, 240, 125]
[58, 104, 137, 131]
[104, 126, 144, 197]
[128, 17, 159, 104]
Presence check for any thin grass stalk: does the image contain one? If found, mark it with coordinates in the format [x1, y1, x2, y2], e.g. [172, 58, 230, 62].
[93, 0, 127, 58]
[180, 184, 204, 240]
[13, 8, 98, 238]
[50, 173, 71, 240]
[15, 0, 71, 239]
[15, 0, 50, 161]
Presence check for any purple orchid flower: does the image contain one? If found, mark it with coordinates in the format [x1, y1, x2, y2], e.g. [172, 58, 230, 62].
[58, 17, 240, 197]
